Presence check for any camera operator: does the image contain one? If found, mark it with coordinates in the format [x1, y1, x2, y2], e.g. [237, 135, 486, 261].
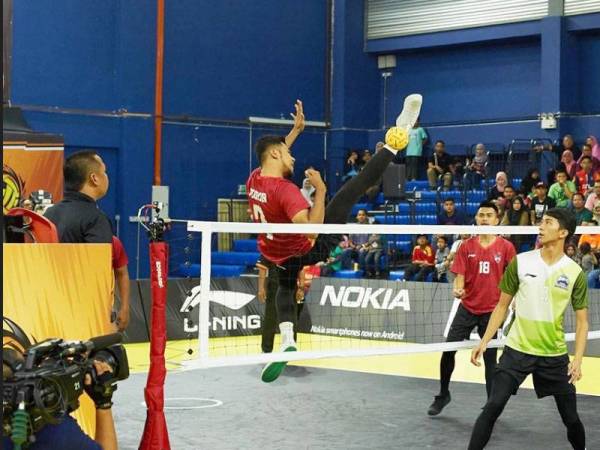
[2, 357, 118, 450]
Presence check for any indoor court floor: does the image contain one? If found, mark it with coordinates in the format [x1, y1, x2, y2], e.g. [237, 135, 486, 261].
[114, 336, 600, 449]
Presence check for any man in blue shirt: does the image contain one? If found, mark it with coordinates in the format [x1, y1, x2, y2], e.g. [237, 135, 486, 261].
[437, 198, 466, 225]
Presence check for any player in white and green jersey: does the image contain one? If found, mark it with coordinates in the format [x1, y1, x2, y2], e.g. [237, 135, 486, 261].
[468, 208, 589, 450]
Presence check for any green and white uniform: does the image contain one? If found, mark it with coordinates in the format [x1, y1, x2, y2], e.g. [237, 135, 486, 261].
[499, 249, 588, 356]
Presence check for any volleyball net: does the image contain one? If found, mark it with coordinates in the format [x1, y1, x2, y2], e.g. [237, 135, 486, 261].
[176, 222, 600, 370]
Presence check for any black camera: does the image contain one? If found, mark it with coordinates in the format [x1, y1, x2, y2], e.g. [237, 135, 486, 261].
[2, 333, 129, 446]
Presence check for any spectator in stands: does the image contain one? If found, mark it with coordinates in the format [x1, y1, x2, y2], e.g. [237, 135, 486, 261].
[566, 242, 582, 266]
[548, 168, 576, 208]
[405, 118, 428, 181]
[520, 168, 540, 200]
[500, 185, 516, 211]
[574, 155, 594, 196]
[427, 140, 453, 191]
[437, 198, 466, 225]
[584, 180, 600, 211]
[560, 149, 577, 179]
[562, 134, 578, 159]
[361, 149, 372, 168]
[592, 205, 600, 224]
[578, 220, 600, 253]
[487, 171, 508, 204]
[363, 233, 384, 278]
[465, 143, 487, 190]
[320, 239, 349, 276]
[300, 177, 315, 207]
[579, 242, 597, 274]
[571, 192, 593, 226]
[444, 234, 470, 284]
[404, 234, 435, 281]
[587, 135, 600, 161]
[342, 150, 360, 183]
[529, 181, 556, 225]
[433, 236, 450, 282]
[576, 143, 600, 173]
[347, 209, 370, 269]
[501, 196, 529, 251]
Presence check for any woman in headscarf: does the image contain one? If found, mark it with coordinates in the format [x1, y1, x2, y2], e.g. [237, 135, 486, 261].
[587, 135, 600, 161]
[501, 196, 530, 251]
[487, 171, 508, 205]
[561, 149, 577, 179]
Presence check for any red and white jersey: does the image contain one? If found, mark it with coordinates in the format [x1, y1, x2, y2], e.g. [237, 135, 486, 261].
[246, 168, 312, 264]
[451, 236, 516, 314]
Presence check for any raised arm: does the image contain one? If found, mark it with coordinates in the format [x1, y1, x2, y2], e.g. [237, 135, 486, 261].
[285, 100, 305, 148]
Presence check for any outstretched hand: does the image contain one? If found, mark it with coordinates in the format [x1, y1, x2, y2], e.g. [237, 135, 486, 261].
[291, 99, 305, 132]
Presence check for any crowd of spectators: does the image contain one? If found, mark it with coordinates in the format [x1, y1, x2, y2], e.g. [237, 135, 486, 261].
[334, 132, 600, 286]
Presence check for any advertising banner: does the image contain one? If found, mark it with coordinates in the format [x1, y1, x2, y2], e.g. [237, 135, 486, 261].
[3, 131, 64, 213]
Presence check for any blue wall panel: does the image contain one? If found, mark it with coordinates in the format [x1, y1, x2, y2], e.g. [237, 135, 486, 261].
[386, 39, 541, 124]
[578, 33, 600, 114]
[163, 0, 327, 121]
[12, 1, 119, 110]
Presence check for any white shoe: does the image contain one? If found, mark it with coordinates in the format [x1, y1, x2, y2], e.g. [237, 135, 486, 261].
[396, 93, 423, 131]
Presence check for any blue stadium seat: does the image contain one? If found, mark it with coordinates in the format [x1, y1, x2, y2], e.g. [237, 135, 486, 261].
[466, 202, 479, 215]
[439, 190, 462, 200]
[406, 180, 429, 190]
[375, 192, 385, 204]
[177, 263, 245, 277]
[467, 190, 486, 202]
[351, 202, 370, 216]
[374, 215, 411, 224]
[389, 270, 405, 281]
[415, 215, 437, 224]
[211, 251, 260, 266]
[415, 202, 437, 214]
[393, 241, 413, 253]
[232, 239, 258, 252]
[333, 270, 364, 279]
[419, 191, 438, 201]
[512, 178, 522, 190]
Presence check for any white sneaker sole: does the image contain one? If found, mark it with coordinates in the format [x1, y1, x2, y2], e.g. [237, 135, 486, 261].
[396, 93, 423, 131]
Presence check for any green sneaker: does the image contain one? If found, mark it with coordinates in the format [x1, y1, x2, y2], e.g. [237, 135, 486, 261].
[260, 345, 297, 383]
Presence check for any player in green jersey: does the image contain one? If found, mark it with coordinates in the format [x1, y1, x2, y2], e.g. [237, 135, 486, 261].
[468, 208, 588, 450]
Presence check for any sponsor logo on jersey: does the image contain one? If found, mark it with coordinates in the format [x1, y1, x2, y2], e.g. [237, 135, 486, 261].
[555, 275, 569, 290]
[320, 285, 410, 311]
[494, 253, 501, 263]
[467, 254, 476, 258]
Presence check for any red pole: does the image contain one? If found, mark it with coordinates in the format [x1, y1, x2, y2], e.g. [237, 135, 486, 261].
[153, 0, 165, 186]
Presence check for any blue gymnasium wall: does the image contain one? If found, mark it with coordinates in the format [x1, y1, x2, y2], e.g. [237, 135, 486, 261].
[10, 0, 327, 277]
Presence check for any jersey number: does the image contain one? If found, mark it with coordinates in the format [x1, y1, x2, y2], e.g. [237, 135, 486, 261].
[252, 204, 273, 240]
[479, 261, 490, 274]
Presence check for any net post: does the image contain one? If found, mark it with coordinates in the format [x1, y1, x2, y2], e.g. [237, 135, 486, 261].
[198, 225, 212, 360]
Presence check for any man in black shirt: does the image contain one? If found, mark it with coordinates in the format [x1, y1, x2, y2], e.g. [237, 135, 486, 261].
[529, 181, 556, 225]
[427, 140, 453, 190]
[45, 151, 113, 243]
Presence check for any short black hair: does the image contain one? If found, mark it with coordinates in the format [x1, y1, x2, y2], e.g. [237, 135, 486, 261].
[435, 140, 445, 147]
[255, 135, 286, 164]
[572, 192, 584, 201]
[436, 235, 448, 244]
[580, 242, 592, 254]
[580, 155, 592, 162]
[555, 168, 568, 176]
[478, 200, 499, 214]
[504, 185, 515, 191]
[64, 151, 101, 191]
[443, 198, 455, 204]
[544, 208, 577, 238]
[356, 208, 368, 215]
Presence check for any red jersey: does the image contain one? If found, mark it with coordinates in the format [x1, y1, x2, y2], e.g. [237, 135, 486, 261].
[450, 236, 516, 314]
[246, 168, 312, 264]
[111, 236, 128, 269]
[411, 245, 435, 265]
[574, 169, 593, 195]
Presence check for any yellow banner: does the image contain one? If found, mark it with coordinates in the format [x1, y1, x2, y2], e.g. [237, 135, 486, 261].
[3, 243, 114, 437]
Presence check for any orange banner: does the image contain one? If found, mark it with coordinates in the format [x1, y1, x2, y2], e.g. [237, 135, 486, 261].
[3, 144, 63, 213]
[3, 243, 114, 437]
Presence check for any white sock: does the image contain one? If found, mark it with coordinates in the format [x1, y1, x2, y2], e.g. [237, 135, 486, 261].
[279, 321, 295, 346]
[384, 143, 399, 155]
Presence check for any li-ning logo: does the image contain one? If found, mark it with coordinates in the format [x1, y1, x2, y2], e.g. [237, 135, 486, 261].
[181, 286, 259, 332]
[155, 261, 164, 288]
[555, 275, 569, 290]
[320, 285, 410, 311]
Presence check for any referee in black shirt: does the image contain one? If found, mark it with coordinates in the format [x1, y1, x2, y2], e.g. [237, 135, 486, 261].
[45, 151, 113, 243]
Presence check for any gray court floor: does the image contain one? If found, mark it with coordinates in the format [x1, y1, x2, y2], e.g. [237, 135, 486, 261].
[113, 365, 600, 449]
